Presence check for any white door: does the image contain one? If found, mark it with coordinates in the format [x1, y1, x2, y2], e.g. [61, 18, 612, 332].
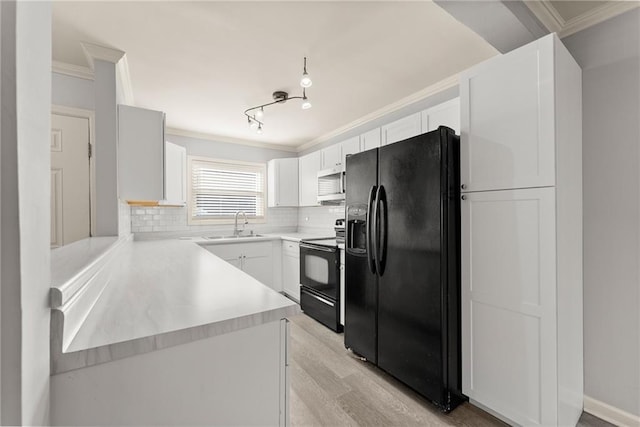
[381, 112, 422, 145]
[459, 36, 555, 192]
[165, 141, 186, 204]
[461, 187, 557, 426]
[422, 98, 460, 133]
[242, 255, 274, 289]
[51, 114, 91, 248]
[360, 128, 381, 151]
[282, 254, 300, 300]
[340, 136, 361, 169]
[321, 144, 342, 169]
[298, 151, 322, 207]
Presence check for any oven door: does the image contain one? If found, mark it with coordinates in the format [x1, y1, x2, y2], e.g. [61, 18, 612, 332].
[299, 242, 339, 300]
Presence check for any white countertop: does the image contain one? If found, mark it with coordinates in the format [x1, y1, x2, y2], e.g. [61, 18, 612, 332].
[51, 236, 118, 289]
[67, 239, 298, 352]
[51, 238, 299, 373]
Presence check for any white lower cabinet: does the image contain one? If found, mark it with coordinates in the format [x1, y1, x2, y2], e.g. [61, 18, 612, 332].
[281, 240, 300, 301]
[462, 187, 582, 426]
[204, 242, 277, 291]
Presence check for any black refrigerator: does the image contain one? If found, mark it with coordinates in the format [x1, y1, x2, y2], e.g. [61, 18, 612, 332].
[344, 126, 464, 412]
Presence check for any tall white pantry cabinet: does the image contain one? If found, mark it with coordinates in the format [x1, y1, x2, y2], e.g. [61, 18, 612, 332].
[459, 34, 583, 427]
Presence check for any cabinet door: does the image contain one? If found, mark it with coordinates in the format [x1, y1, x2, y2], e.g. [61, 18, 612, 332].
[461, 187, 557, 426]
[340, 136, 361, 169]
[321, 144, 342, 169]
[243, 255, 275, 290]
[460, 36, 555, 192]
[381, 113, 421, 145]
[165, 142, 186, 204]
[421, 98, 460, 134]
[360, 128, 381, 151]
[268, 158, 299, 207]
[298, 151, 322, 207]
[282, 254, 300, 301]
[118, 105, 165, 201]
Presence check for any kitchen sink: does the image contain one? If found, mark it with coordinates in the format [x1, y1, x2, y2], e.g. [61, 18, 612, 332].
[205, 234, 263, 240]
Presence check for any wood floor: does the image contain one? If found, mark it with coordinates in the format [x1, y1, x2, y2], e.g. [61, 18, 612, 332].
[289, 313, 613, 427]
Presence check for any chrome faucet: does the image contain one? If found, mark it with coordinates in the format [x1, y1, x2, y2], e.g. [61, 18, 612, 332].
[234, 211, 248, 236]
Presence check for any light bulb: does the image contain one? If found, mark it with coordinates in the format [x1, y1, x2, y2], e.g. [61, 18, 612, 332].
[302, 99, 312, 110]
[255, 107, 264, 120]
[257, 124, 263, 134]
[300, 72, 312, 88]
[249, 118, 258, 129]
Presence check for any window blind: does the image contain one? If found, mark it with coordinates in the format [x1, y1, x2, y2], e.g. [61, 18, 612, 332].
[190, 158, 266, 221]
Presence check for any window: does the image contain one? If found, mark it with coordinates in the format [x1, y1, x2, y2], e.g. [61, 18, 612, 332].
[188, 156, 266, 224]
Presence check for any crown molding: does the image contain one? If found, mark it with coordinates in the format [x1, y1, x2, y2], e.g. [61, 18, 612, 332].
[558, 1, 639, 38]
[165, 127, 299, 153]
[80, 42, 125, 68]
[296, 73, 459, 153]
[525, 0, 639, 38]
[80, 42, 135, 105]
[52, 60, 94, 80]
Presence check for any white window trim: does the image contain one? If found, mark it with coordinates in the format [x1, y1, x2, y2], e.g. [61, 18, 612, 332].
[187, 155, 268, 225]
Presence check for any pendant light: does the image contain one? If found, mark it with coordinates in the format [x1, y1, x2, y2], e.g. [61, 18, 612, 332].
[301, 88, 312, 110]
[243, 57, 314, 134]
[300, 57, 312, 88]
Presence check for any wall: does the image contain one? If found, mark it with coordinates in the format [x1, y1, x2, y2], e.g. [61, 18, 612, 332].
[563, 8, 640, 417]
[165, 132, 296, 163]
[0, 1, 51, 424]
[93, 60, 119, 236]
[51, 72, 94, 110]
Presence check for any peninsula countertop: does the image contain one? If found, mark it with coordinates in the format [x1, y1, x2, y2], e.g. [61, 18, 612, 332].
[51, 238, 299, 373]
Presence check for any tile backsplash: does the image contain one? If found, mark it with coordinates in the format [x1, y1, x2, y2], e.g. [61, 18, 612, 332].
[297, 205, 345, 235]
[130, 204, 345, 237]
[130, 206, 298, 235]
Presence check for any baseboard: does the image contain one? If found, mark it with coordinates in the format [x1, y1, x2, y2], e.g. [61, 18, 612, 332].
[584, 396, 640, 427]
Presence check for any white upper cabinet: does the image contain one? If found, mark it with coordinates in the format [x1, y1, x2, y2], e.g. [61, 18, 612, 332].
[321, 136, 362, 171]
[164, 142, 186, 205]
[381, 112, 421, 145]
[460, 35, 556, 192]
[321, 144, 342, 169]
[298, 150, 322, 207]
[267, 158, 299, 207]
[360, 128, 381, 152]
[422, 97, 460, 134]
[118, 105, 166, 201]
[340, 136, 361, 168]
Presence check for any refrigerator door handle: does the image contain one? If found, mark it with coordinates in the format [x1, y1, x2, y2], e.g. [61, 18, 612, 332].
[372, 185, 382, 276]
[377, 185, 387, 276]
[366, 185, 377, 275]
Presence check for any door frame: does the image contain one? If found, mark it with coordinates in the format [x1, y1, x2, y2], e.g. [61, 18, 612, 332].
[51, 105, 96, 237]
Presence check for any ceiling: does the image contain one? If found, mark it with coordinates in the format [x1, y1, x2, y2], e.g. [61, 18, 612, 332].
[549, 0, 610, 21]
[52, 1, 497, 148]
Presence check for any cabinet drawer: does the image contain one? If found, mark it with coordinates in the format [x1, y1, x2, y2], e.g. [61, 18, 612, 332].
[282, 240, 300, 257]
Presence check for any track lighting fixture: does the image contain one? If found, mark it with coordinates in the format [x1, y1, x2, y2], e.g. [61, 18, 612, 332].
[244, 57, 313, 134]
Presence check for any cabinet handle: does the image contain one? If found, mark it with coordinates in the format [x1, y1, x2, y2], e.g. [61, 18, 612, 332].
[461, 184, 466, 189]
[461, 195, 466, 200]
